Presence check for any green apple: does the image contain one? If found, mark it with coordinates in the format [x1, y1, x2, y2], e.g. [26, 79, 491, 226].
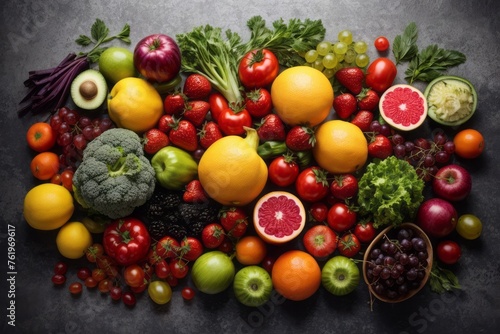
[233, 266, 273, 307]
[321, 255, 360, 296]
[98, 47, 137, 85]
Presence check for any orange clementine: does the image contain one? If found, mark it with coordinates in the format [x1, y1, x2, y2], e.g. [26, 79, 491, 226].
[313, 120, 368, 174]
[453, 129, 484, 159]
[235, 236, 267, 265]
[271, 250, 321, 301]
[271, 66, 333, 126]
[30, 151, 60, 180]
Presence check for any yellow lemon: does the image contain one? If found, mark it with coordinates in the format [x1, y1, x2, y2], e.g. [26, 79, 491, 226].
[23, 183, 74, 230]
[271, 66, 334, 126]
[313, 120, 368, 174]
[107, 77, 163, 133]
[56, 221, 93, 259]
[198, 127, 268, 206]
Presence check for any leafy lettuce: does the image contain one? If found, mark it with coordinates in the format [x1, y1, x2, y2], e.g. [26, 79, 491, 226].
[357, 156, 425, 228]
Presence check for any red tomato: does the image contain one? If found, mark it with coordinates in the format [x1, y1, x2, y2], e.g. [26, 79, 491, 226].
[218, 107, 253, 136]
[123, 264, 145, 288]
[208, 92, 229, 122]
[238, 49, 279, 89]
[26, 122, 56, 152]
[327, 203, 357, 233]
[244, 88, 273, 118]
[329, 174, 358, 200]
[374, 36, 390, 52]
[354, 222, 376, 243]
[337, 233, 361, 258]
[154, 259, 171, 279]
[295, 166, 330, 202]
[437, 240, 461, 264]
[365, 57, 397, 93]
[103, 217, 151, 266]
[302, 225, 337, 259]
[268, 155, 300, 187]
[170, 259, 189, 279]
[309, 202, 329, 223]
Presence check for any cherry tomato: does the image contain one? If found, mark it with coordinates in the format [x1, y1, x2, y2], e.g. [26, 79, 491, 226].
[218, 107, 253, 136]
[148, 280, 173, 305]
[53, 261, 68, 275]
[123, 264, 145, 288]
[181, 287, 196, 301]
[374, 36, 390, 52]
[26, 122, 56, 152]
[122, 291, 136, 307]
[365, 57, 397, 93]
[91, 268, 107, 282]
[456, 214, 482, 240]
[77, 267, 91, 281]
[170, 259, 189, 279]
[309, 202, 328, 223]
[208, 92, 229, 122]
[244, 88, 273, 118]
[69, 282, 83, 295]
[295, 166, 330, 202]
[52, 274, 66, 285]
[437, 240, 461, 264]
[327, 203, 357, 233]
[337, 233, 361, 258]
[60, 169, 74, 192]
[354, 222, 376, 243]
[109, 286, 123, 301]
[268, 155, 300, 187]
[85, 243, 104, 263]
[155, 259, 171, 279]
[302, 225, 337, 259]
[238, 48, 279, 89]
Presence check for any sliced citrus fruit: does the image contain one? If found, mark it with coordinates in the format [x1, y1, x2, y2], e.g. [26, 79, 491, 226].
[424, 75, 477, 126]
[253, 191, 306, 244]
[379, 84, 428, 131]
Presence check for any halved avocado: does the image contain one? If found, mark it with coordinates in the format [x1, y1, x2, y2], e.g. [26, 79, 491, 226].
[424, 75, 477, 126]
[70, 69, 108, 110]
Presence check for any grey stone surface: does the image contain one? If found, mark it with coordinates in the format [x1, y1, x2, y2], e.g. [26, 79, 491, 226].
[1, 0, 500, 333]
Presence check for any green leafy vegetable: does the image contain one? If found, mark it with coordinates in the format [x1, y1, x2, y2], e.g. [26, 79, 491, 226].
[357, 156, 425, 228]
[392, 22, 419, 65]
[429, 263, 461, 294]
[176, 16, 325, 105]
[405, 45, 466, 84]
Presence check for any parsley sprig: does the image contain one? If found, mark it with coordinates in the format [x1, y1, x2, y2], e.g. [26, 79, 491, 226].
[429, 263, 461, 294]
[75, 18, 131, 63]
[392, 22, 466, 84]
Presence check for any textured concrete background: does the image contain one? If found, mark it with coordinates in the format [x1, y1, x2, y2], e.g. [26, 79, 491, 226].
[1, 0, 499, 333]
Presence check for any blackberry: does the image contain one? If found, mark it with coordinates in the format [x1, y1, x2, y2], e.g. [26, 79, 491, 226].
[164, 223, 188, 241]
[187, 221, 209, 238]
[141, 185, 183, 221]
[179, 201, 221, 226]
[148, 220, 166, 241]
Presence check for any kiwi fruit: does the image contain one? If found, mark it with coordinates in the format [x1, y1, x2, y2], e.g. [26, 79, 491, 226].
[70, 69, 108, 110]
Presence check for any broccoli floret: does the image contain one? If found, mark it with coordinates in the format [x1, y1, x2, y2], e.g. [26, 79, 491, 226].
[73, 128, 156, 219]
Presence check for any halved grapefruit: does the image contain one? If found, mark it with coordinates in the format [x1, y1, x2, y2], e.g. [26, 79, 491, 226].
[379, 84, 428, 131]
[253, 191, 306, 244]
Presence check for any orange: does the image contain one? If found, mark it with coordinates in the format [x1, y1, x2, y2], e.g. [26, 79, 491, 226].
[453, 129, 484, 159]
[23, 183, 75, 230]
[271, 66, 333, 126]
[272, 250, 321, 301]
[56, 221, 93, 259]
[313, 120, 368, 174]
[30, 151, 60, 180]
[107, 77, 163, 134]
[198, 127, 268, 206]
[235, 236, 267, 265]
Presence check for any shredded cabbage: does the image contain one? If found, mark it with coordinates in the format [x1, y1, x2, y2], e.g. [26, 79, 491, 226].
[357, 156, 425, 228]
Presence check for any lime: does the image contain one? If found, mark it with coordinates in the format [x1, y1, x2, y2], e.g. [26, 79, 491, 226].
[98, 47, 137, 85]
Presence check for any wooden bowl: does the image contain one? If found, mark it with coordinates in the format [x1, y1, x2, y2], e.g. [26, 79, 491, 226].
[363, 223, 433, 303]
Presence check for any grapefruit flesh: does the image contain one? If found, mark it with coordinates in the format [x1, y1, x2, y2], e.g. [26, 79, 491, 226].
[253, 191, 306, 244]
[379, 84, 428, 131]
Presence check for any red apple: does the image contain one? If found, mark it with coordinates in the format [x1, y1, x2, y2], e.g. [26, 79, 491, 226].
[133, 34, 181, 83]
[416, 198, 458, 238]
[432, 164, 472, 201]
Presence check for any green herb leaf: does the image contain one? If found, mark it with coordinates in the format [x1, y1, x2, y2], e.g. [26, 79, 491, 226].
[405, 44, 466, 83]
[116, 23, 131, 43]
[90, 18, 109, 42]
[86, 47, 107, 63]
[75, 35, 92, 46]
[430, 263, 461, 294]
[393, 22, 419, 64]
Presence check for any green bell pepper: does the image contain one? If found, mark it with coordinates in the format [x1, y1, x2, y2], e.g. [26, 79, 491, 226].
[151, 146, 198, 190]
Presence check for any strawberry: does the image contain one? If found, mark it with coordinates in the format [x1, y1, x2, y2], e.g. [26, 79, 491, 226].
[335, 67, 364, 95]
[351, 110, 374, 132]
[164, 92, 187, 115]
[333, 93, 357, 119]
[357, 88, 380, 111]
[368, 134, 393, 159]
[198, 121, 222, 149]
[255, 114, 286, 142]
[143, 128, 169, 155]
[285, 125, 316, 151]
[183, 74, 212, 100]
[183, 180, 209, 203]
[201, 223, 226, 249]
[244, 88, 272, 118]
[179, 236, 203, 261]
[157, 114, 175, 134]
[219, 207, 248, 238]
[169, 119, 198, 151]
[183, 100, 210, 127]
[329, 174, 359, 200]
